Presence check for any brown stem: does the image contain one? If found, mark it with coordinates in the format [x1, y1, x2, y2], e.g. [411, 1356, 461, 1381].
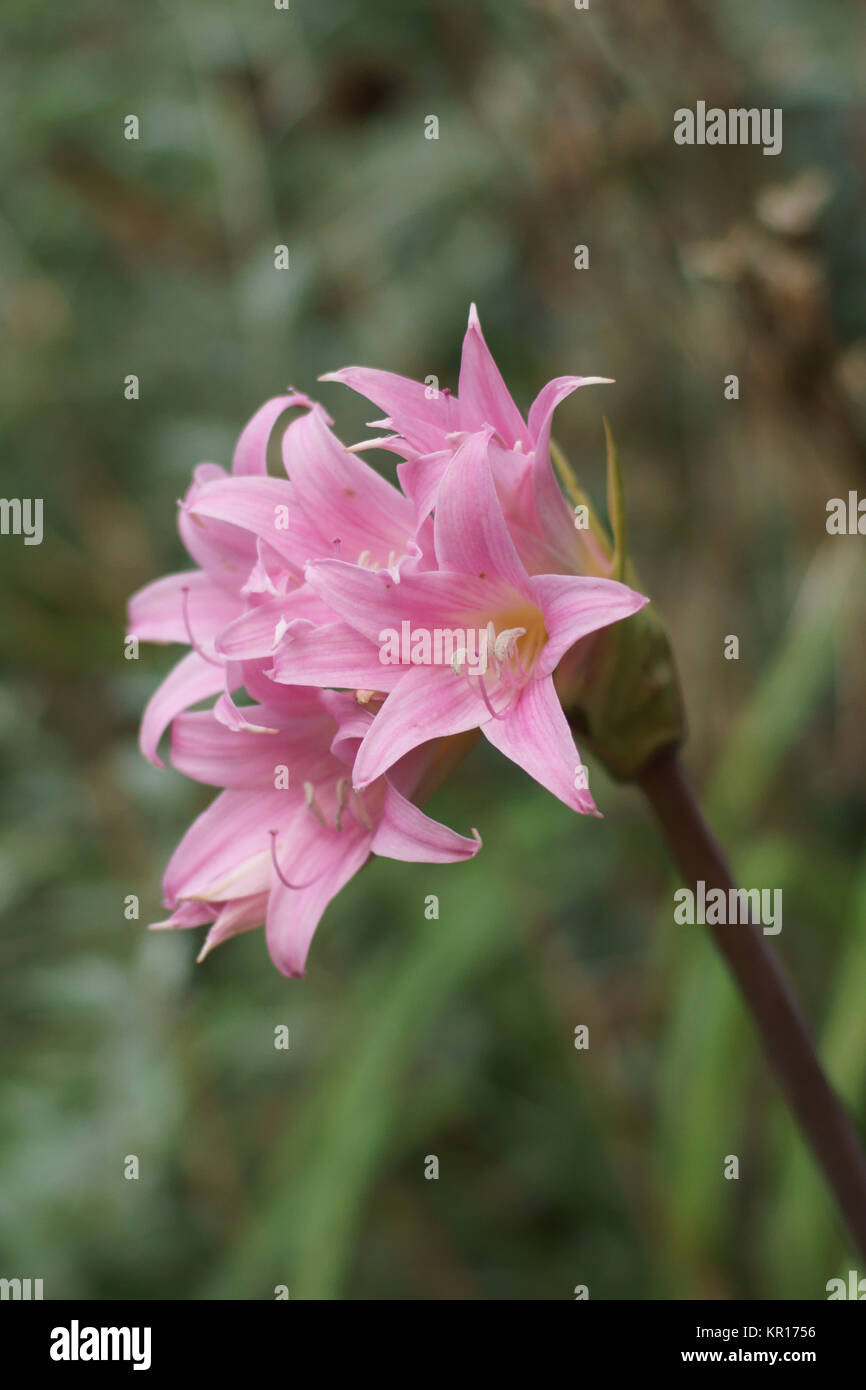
[637, 747, 866, 1260]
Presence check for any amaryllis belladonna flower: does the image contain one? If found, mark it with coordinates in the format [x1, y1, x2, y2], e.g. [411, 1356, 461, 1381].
[155, 683, 479, 977]
[129, 306, 647, 976]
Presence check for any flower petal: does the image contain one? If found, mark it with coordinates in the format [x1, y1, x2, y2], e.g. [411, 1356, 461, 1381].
[164, 788, 295, 905]
[321, 367, 454, 455]
[171, 710, 285, 788]
[271, 619, 403, 691]
[353, 664, 487, 787]
[526, 375, 614, 572]
[139, 650, 230, 768]
[231, 392, 314, 476]
[433, 429, 532, 597]
[177, 467, 261, 585]
[282, 405, 420, 568]
[265, 822, 371, 977]
[150, 901, 214, 931]
[457, 304, 532, 449]
[396, 451, 451, 523]
[531, 572, 649, 678]
[127, 570, 242, 645]
[197, 894, 269, 960]
[371, 781, 481, 863]
[303, 560, 513, 644]
[185, 475, 308, 571]
[527, 374, 614, 450]
[215, 588, 332, 661]
[480, 674, 598, 814]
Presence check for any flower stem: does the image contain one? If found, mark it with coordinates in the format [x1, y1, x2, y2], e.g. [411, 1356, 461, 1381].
[637, 747, 866, 1260]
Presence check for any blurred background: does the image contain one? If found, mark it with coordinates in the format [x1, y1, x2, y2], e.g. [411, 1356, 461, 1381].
[1, 0, 864, 1300]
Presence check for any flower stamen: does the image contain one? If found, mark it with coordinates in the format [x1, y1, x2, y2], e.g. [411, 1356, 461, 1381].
[303, 780, 329, 828]
[351, 787, 374, 831]
[334, 776, 350, 832]
[475, 671, 510, 721]
[268, 830, 322, 890]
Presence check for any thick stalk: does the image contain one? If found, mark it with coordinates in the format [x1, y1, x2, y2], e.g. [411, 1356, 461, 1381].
[637, 748, 866, 1261]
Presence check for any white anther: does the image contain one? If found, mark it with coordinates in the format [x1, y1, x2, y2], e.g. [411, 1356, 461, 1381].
[494, 626, 526, 664]
[450, 646, 468, 676]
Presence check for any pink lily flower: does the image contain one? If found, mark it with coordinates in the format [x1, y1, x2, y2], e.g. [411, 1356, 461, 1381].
[322, 303, 614, 577]
[127, 391, 315, 764]
[130, 308, 654, 981]
[155, 685, 480, 977]
[274, 428, 648, 814]
[200, 401, 435, 669]
[127, 394, 432, 763]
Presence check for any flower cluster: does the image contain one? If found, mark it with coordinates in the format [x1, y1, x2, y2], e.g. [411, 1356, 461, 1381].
[129, 307, 648, 976]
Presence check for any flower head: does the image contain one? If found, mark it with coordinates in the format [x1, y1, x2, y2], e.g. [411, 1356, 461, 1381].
[129, 306, 665, 976]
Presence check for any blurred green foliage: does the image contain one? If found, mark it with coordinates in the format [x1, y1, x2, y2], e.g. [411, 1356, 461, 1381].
[1, 0, 864, 1299]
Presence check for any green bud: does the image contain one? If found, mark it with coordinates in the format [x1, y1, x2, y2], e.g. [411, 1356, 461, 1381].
[552, 422, 686, 781]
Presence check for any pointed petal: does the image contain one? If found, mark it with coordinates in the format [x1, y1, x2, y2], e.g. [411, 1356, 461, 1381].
[231, 392, 315, 476]
[199, 686, 340, 781]
[213, 685, 282, 734]
[347, 435, 417, 460]
[457, 304, 531, 448]
[433, 430, 532, 597]
[265, 822, 371, 977]
[526, 375, 614, 566]
[185, 475, 309, 571]
[163, 788, 294, 904]
[353, 665, 486, 787]
[281, 405, 419, 568]
[372, 782, 480, 863]
[481, 674, 598, 814]
[531, 572, 649, 677]
[197, 895, 268, 960]
[319, 689, 375, 761]
[171, 710, 285, 788]
[303, 560, 512, 643]
[396, 451, 451, 523]
[240, 537, 295, 599]
[271, 619, 403, 691]
[140, 650, 230, 767]
[321, 367, 453, 454]
[127, 570, 242, 645]
[527, 374, 614, 450]
[150, 901, 214, 931]
[177, 465, 265, 585]
[214, 588, 332, 660]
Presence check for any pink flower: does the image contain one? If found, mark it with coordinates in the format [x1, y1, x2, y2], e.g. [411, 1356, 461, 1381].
[154, 683, 479, 977]
[322, 303, 615, 577]
[127, 391, 315, 765]
[274, 427, 647, 814]
[130, 305, 654, 978]
[128, 394, 428, 764]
